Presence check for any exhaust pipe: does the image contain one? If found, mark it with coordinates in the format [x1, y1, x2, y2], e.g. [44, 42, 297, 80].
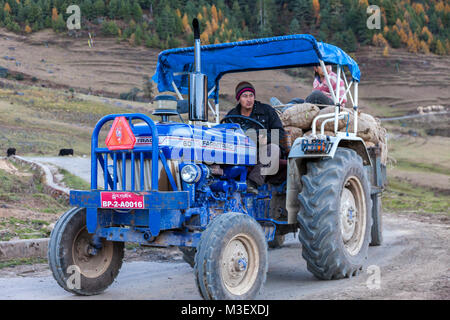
[188, 18, 208, 122]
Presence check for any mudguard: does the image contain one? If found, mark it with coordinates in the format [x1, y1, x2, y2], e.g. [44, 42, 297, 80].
[286, 134, 372, 224]
[288, 134, 371, 166]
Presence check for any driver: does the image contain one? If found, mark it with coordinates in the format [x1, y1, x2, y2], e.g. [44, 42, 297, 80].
[225, 81, 285, 191]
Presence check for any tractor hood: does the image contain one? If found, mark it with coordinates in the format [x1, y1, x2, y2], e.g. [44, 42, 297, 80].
[132, 122, 257, 165]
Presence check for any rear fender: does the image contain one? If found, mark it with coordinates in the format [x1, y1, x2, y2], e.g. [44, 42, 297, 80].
[288, 135, 371, 166]
[286, 135, 371, 225]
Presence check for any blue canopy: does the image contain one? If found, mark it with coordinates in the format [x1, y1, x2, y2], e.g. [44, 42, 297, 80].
[152, 34, 360, 101]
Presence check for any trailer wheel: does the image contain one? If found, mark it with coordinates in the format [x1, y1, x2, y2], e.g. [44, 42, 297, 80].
[194, 212, 268, 300]
[297, 148, 372, 280]
[179, 247, 196, 268]
[48, 207, 124, 295]
[370, 194, 383, 246]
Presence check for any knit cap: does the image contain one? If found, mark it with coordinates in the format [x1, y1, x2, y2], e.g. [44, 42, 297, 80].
[235, 81, 255, 101]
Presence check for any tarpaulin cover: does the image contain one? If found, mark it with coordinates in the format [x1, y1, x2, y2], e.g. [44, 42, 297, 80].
[151, 34, 360, 101]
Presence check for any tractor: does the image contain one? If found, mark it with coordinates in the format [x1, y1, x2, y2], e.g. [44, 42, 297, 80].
[48, 20, 386, 300]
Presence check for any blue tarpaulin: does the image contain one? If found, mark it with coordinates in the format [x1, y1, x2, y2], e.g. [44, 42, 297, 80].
[152, 34, 360, 101]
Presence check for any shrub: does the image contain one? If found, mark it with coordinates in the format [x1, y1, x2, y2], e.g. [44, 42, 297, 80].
[101, 20, 120, 36]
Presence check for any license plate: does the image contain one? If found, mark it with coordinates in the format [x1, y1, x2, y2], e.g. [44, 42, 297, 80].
[100, 192, 145, 209]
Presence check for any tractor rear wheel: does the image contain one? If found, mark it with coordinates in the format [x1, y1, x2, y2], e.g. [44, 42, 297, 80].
[194, 212, 268, 300]
[297, 148, 372, 280]
[48, 207, 124, 295]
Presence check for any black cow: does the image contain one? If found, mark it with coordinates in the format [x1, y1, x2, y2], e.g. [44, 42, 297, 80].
[58, 148, 74, 156]
[7, 148, 16, 157]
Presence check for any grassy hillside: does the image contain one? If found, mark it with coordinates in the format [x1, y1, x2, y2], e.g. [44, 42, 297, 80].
[0, 84, 130, 155]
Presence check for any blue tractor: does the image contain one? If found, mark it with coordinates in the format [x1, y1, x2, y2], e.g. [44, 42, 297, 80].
[48, 20, 386, 299]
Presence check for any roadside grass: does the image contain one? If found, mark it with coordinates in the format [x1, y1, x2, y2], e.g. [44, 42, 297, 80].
[383, 176, 450, 215]
[0, 217, 51, 240]
[0, 257, 47, 269]
[0, 160, 69, 241]
[60, 168, 90, 190]
[384, 130, 449, 215]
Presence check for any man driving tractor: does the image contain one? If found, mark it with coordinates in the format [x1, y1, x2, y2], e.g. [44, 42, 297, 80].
[225, 81, 286, 190]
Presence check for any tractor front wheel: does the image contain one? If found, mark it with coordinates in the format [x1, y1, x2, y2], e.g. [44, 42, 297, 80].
[194, 212, 268, 300]
[48, 207, 124, 295]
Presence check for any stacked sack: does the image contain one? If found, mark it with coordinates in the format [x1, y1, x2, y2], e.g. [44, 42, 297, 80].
[277, 104, 388, 165]
[276, 103, 320, 154]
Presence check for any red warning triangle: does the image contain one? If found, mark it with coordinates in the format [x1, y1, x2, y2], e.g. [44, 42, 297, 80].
[105, 116, 136, 150]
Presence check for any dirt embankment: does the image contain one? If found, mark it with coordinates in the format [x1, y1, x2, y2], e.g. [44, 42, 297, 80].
[0, 28, 159, 98]
[2, 29, 449, 117]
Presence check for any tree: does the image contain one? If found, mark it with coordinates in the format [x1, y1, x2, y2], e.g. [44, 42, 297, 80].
[312, 0, 320, 23]
[291, 0, 313, 31]
[182, 13, 191, 33]
[289, 18, 300, 35]
[51, 7, 58, 21]
[134, 24, 143, 45]
[52, 14, 66, 32]
[118, 0, 131, 21]
[386, 28, 401, 48]
[434, 39, 446, 55]
[231, 0, 242, 28]
[211, 4, 218, 23]
[108, 0, 119, 18]
[93, 0, 105, 17]
[101, 20, 119, 36]
[372, 33, 387, 47]
[81, 0, 95, 21]
[156, 5, 173, 40]
[25, 0, 42, 24]
[342, 29, 358, 52]
[131, 0, 143, 22]
[4, 2, 11, 14]
[418, 40, 429, 54]
[406, 33, 419, 53]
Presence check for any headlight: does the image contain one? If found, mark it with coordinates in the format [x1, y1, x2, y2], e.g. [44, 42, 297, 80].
[181, 164, 200, 183]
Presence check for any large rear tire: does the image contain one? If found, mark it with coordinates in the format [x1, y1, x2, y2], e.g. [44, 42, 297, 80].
[48, 207, 124, 295]
[297, 148, 372, 280]
[194, 212, 268, 300]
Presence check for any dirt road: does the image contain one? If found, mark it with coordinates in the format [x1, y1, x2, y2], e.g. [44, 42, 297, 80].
[0, 213, 448, 300]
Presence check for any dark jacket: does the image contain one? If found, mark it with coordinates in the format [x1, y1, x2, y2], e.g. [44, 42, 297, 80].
[226, 100, 286, 158]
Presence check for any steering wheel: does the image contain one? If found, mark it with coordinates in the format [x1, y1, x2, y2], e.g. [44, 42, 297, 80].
[220, 115, 265, 132]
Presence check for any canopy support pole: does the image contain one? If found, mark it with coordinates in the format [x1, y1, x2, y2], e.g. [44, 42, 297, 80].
[335, 65, 341, 133]
[354, 82, 359, 135]
[342, 73, 355, 106]
[341, 80, 353, 105]
[319, 60, 337, 103]
[171, 81, 183, 100]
